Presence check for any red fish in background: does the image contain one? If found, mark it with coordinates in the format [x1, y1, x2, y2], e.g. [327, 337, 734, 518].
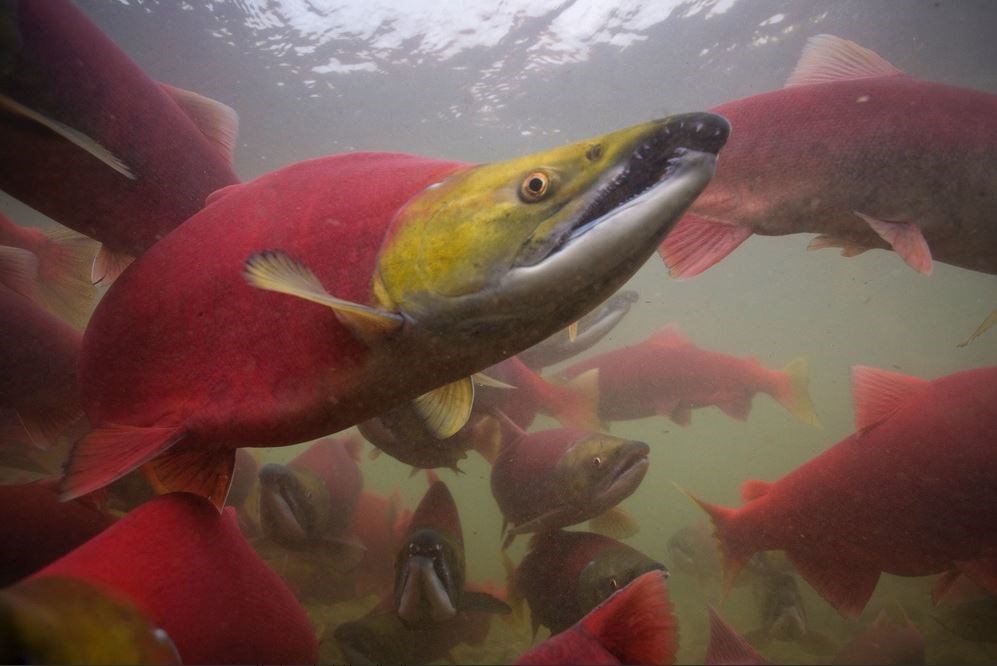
[688, 365, 997, 617]
[22, 492, 317, 664]
[831, 609, 924, 666]
[0, 285, 82, 448]
[515, 530, 667, 636]
[659, 34, 997, 278]
[0, 479, 115, 586]
[0, 0, 239, 283]
[559, 325, 819, 427]
[349, 489, 413, 599]
[515, 570, 677, 666]
[59, 113, 725, 509]
[0, 213, 95, 327]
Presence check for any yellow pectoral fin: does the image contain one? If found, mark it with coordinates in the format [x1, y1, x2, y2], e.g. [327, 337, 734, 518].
[243, 250, 402, 342]
[588, 506, 640, 540]
[567, 320, 579, 342]
[413, 377, 475, 439]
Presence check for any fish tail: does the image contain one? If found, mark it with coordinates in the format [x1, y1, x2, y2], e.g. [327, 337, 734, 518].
[674, 483, 754, 601]
[33, 228, 99, 328]
[579, 570, 678, 666]
[773, 358, 821, 427]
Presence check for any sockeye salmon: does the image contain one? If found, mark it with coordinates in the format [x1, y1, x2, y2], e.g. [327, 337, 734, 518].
[60, 114, 729, 509]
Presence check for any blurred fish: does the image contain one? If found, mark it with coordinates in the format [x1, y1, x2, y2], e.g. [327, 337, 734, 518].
[490, 419, 649, 548]
[0, 284, 82, 448]
[0, 576, 180, 665]
[832, 609, 924, 665]
[518, 290, 638, 371]
[0, 0, 239, 283]
[0, 479, 115, 587]
[394, 480, 509, 627]
[659, 34, 997, 277]
[349, 489, 414, 599]
[0, 213, 95, 327]
[60, 113, 727, 509]
[705, 605, 770, 666]
[224, 448, 259, 534]
[257, 436, 365, 568]
[933, 574, 997, 644]
[22, 492, 317, 664]
[746, 569, 836, 655]
[514, 570, 677, 665]
[686, 365, 997, 617]
[559, 325, 819, 427]
[515, 530, 667, 635]
[668, 523, 723, 584]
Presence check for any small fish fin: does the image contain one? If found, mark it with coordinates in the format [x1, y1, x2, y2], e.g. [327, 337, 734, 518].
[343, 435, 364, 463]
[851, 365, 929, 432]
[61, 425, 185, 501]
[35, 228, 98, 328]
[670, 405, 692, 426]
[367, 447, 382, 460]
[91, 244, 134, 286]
[320, 533, 367, 572]
[806, 234, 871, 257]
[717, 393, 753, 421]
[588, 506, 639, 540]
[16, 397, 84, 450]
[567, 320, 578, 342]
[159, 82, 239, 165]
[674, 483, 751, 601]
[784, 546, 880, 617]
[0, 93, 136, 179]
[785, 34, 904, 87]
[143, 446, 236, 511]
[470, 415, 503, 465]
[472, 372, 515, 389]
[0, 245, 38, 298]
[413, 377, 474, 439]
[461, 590, 512, 615]
[648, 323, 691, 348]
[204, 182, 243, 207]
[854, 212, 932, 274]
[740, 479, 771, 502]
[243, 250, 403, 343]
[425, 469, 441, 487]
[955, 557, 997, 598]
[580, 570, 678, 666]
[706, 605, 770, 666]
[931, 569, 963, 606]
[407, 466, 421, 479]
[957, 308, 997, 348]
[658, 213, 753, 279]
[799, 630, 838, 656]
[774, 357, 821, 427]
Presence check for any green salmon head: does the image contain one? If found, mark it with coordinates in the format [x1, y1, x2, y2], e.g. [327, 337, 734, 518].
[576, 544, 668, 616]
[0, 576, 180, 665]
[374, 113, 728, 352]
[258, 463, 329, 547]
[556, 433, 650, 513]
[393, 528, 463, 627]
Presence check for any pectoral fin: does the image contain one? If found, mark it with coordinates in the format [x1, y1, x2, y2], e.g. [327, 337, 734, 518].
[588, 506, 639, 540]
[143, 446, 236, 511]
[658, 214, 753, 279]
[0, 245, 38, 298]
[159, 83, 239, 165]
[855, 212, 932, 274]
[91, 244, 134, 286]
[243, 250, 402, 343]
[0, 94, 136, 179]
[413, 377, 474, 439]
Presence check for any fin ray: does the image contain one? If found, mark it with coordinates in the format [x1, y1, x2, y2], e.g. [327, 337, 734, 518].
[143, 446, 236, 511]
[413, 377, 474, 439]
[658, 214, 752, 279]
[786, 34, 904, 87]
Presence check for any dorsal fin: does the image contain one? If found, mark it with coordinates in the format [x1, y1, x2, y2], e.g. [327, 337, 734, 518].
[648, 324, 691, 348]
[159, 83, 239, 165]
[786, 34, 904, 87]
[851, 366, 929, 432]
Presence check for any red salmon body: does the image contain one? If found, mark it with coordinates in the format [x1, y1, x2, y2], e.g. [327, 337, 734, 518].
[660, 35, 997, 277]
[559, 325, 816, 426]
[0, 0, 239, 264]
[695, 365, 997, 617]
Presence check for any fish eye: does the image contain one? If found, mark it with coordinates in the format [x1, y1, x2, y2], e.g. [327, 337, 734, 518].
[519, 171, 551, 202]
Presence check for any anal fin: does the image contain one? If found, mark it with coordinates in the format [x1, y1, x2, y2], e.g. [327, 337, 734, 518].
[143, 446, 236, 511]
[61, 425, 184, 501]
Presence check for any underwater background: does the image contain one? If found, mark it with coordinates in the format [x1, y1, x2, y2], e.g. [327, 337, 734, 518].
[2, 1, 996, 663]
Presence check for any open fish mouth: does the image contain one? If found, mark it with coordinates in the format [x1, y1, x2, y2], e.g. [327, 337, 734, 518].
[595, 442, 650, 507]
[258, 463, 309, 544]
[520, 112, 730, 267]
[396, 556, 457, 625]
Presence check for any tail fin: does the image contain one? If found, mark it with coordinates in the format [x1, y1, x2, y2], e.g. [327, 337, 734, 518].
[580, 570, 678, 666]
[773, 358, 821, 427]
[34, 228, 98, 329]
[674, 483, 753, 601]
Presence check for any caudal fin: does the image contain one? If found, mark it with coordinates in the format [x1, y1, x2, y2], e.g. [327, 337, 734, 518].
[34, 228, 98, 329]
[772, 358, 821, 427]
[579, 570, 678, 665]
